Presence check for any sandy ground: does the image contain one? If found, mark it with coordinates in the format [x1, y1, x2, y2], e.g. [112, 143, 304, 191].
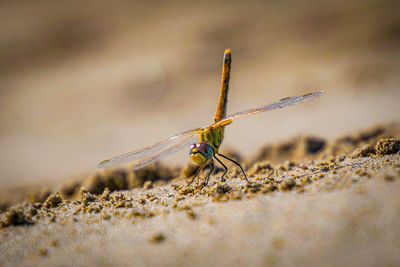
[1, 125, 400, 266]
[1, 0, 400, 266]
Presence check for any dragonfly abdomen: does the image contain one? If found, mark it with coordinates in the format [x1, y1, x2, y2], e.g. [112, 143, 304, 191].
[214, 49, 231, 123]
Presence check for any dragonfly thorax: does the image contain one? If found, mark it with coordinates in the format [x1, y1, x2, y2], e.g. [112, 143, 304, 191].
[190, 142, 214, 165]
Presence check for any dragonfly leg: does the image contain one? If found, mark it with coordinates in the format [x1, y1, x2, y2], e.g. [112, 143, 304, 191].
[217, 153, 249, 182]
[187, 165, 203, 186]
[204, 161, 215, 186]
[214, 154, 228, 182]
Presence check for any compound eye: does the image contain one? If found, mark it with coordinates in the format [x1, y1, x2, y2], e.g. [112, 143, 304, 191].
[190, 143, 196, 150]
[190, 142, 213, 165]
[196, 142, 213, 158]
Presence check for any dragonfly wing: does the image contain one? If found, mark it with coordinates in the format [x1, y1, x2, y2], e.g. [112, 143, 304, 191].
[131, 133, 199, 170]
[98, 128, 201, 168]
[213, 91, 324, 126]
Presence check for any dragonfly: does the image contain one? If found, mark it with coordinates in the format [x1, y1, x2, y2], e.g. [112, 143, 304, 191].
[98, 49, 324, 186]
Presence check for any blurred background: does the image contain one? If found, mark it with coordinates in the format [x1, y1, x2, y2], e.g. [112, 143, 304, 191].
[1, 0, 399, 189]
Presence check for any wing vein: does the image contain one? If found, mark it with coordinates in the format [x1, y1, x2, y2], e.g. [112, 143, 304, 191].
[213, 91, 324, 126]
[98, 128, 201, 168]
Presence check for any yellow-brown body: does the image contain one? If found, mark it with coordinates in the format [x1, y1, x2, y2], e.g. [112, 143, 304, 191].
[214, 48, 231, 123]
[190, 49, 231, 166]
[198, 125, 225, 153]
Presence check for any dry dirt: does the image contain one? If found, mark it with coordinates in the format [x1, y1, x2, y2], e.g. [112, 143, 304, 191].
[1, 125, 400, 266]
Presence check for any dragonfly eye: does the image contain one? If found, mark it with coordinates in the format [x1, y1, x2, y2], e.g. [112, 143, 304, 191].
[196, 143, 213, 157]
[190, 142, 214, 165]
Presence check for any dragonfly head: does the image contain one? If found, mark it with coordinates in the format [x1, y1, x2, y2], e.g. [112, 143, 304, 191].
[190, 142, 214, 165]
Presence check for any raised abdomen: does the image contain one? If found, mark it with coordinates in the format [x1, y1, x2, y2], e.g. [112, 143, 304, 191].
[214, 49, 231, 123]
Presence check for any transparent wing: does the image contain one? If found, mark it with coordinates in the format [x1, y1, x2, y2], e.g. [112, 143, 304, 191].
[213, 91, 324, 127]
[132, 133, 199, 170]
[98, 128, 201, 169]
